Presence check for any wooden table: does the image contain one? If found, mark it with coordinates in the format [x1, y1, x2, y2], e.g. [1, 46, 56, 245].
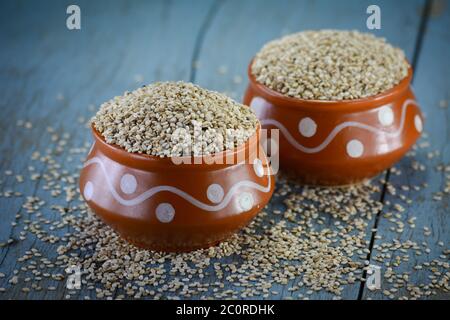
[0, 0, 448, 300]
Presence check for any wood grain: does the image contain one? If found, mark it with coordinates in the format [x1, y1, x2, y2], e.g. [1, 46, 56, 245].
[0, 0, 216, 299]
[0, 0, 447, 300]
[194, 0, 429, 300]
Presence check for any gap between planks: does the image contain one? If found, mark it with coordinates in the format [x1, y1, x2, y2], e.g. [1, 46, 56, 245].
[189, 0, 223, 83]
[357, 0, 434, 300]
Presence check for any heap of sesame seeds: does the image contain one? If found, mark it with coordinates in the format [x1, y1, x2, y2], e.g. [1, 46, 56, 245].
[92, 81, 258, 157]
[251, 30, 409, 100]
[0, 117, 448, 300]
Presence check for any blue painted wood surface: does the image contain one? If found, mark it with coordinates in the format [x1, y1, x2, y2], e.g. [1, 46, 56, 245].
[0, 0, 448, 300]
[363, 1, 450, 300]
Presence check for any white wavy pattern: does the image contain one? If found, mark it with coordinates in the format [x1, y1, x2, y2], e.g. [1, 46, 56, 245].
[260, 99, 418, 153]
[83, 157, 271, 210]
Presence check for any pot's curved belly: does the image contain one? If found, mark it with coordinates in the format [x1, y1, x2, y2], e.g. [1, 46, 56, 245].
[79, 142, 275, 252]
[244, 86, 423, 186]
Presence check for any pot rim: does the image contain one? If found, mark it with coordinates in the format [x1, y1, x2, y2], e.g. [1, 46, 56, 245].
[247, 59, 413, 112]
[90, 124, 263, 170]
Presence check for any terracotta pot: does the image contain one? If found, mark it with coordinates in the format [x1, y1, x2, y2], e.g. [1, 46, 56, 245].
[244, 62, 423, 185]
[79, 126, 275, 252]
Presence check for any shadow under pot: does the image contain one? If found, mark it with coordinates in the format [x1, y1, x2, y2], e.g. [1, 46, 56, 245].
[244, 63, 423, 186]
[79, 126, 275, 252]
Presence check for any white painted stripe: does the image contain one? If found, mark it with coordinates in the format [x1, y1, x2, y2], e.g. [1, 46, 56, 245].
[83, 157, 271, 210]
[261, 99, 418, 153]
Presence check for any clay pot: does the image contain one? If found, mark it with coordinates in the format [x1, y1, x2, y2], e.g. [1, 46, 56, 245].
[244, 62, 423, 185]
[79, 126, 275, 252]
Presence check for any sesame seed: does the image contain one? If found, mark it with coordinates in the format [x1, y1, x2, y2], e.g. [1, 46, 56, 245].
[252, 30, 409, 100]
[92, 82, 258, 157]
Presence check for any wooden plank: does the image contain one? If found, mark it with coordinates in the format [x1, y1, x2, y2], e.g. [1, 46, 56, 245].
[0, 0, 216, 299]
[362, 0, 450, 300]
[0, 0, 438, 300]
[193, 0, 423, 100]
[193, 0, 425, 299]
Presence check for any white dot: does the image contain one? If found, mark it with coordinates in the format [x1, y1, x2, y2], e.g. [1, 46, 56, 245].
[207, 184, 224, 204]
[414, 115, 423, 133]
[378, 106, 394, 126]
[346, 139, 364, 158]
[156, 203, 175, 223]
[250, 97, 260, 107]
[253, 158, 264, 177]
[249, 97, 270, 118]
[238, 192, 254, 212]
[250, 96, 268, 109]
[120, 174, 137, 194]
[298, 117, 317, 137]
[84, 181, 94, 201]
